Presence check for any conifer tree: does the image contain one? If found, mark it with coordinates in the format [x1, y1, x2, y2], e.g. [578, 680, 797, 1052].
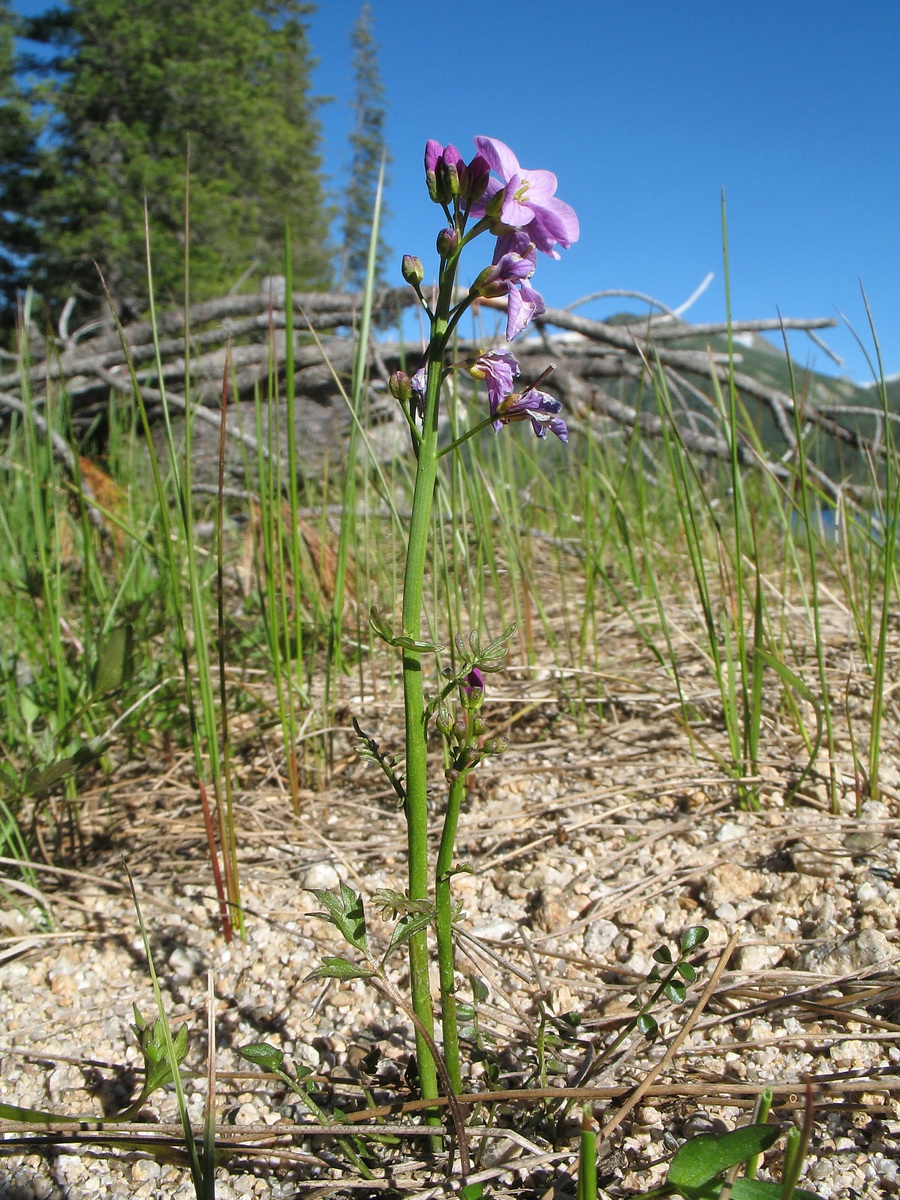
[339, 3, 390, 291]
[24, 0, 332, 314]
[0, 1, 49, 326]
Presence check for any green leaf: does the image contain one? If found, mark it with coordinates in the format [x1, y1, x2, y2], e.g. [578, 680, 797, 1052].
[459, 1185, 484, 1200]
[653, 945, 674, 965]
[678, 962, 697, 983]
[93, 624, 135, 695]
[17, 742, 105, 798]
[310, 883, 368, 952]
[636, 1014, 658, 1037]
[665, 980, 687, 1004]
[0, 1100, 76, 1124]
[668, 1125, 781, 1190]
[131, 1013, 189, 1096]
[681, 925, 709, 953]
[470, 975, 489, 1002]
[306, 956, 377, 982]
[368, 605, 395, 644]
[0, 763, 22, 797]
[730, 1181, 825, 1200]
[385, 910, 433, 956]
[237, 1043, 285, 1072]
[390, 634, 444, 653]
[369, 606, 442, 653]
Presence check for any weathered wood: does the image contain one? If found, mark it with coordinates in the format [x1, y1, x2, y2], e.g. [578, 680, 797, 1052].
[0, 282, 880, 507]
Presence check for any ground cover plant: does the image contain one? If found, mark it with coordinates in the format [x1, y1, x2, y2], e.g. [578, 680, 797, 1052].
[1, 135, 899, 1198]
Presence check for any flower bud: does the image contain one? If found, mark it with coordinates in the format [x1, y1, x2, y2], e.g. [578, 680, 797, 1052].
[459, 666, 485, 710]
[453, 717, 468, 740]
[436, 227, 459, 259]
[445, 767, 461, 785]
[401, 254, 424, 286]
[435, 702, 454, 736]
[435, 143, 462, 200]
[389, 370, 412, 402]
[424, 139, 442, 202]
[463, 153, 490, 203]
[483, 735, 509, 756]
[472, 716, 487, 737]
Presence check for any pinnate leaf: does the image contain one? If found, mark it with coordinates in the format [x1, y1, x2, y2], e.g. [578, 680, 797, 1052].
[311, 883, 368, 952]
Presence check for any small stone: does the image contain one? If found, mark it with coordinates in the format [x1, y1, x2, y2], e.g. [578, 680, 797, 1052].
[717, 822, 746, 843]
[583, 917, 618, 958]
[830, 1039, 876, 1068]
[735, 943, 784, 972]
[168, 944, 204, 982]
[299, 862, 342, 891]
[131, 1160, 161, 1182]
[798, 928, 892, 974]
[471, 918, 517, 940]
[234, 1102, 260, 1126]
[790, 844, 847, 878]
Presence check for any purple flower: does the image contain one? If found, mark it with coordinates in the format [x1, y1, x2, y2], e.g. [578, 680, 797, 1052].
[471, 137, 579, 260]
[460, 666, 485, 708]
[471, 233, 546, 339]
[492, 386, 569, 443]
[467, 349, 520, 409]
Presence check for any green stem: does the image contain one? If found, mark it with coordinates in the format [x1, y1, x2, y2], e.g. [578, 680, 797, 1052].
[435, 770, 467, 1093]
[438, 412, 497, 459]
[400, 262, 456, 1108]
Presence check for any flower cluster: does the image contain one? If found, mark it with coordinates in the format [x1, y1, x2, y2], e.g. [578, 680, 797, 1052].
[426, 136, 578, 344]
[396, 348, 568, 443]
[398, 135, 577, 445]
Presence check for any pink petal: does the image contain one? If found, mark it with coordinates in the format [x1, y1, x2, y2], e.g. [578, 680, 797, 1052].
[518, 168, 559, 203]
[474, 136, 521, 182]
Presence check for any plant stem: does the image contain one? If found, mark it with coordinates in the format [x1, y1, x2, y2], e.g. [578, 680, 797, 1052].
[400, 264, 455, 1107]
[435, 771, 466, 1093]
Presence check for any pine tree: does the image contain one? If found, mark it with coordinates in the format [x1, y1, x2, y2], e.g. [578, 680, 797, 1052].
[24, 0, 332, 315]
[339, 3, 390, 291]
[0, 1, 50, 327]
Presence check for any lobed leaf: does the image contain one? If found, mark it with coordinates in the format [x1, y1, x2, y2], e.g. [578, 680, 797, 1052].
[310, 883, 369, 952]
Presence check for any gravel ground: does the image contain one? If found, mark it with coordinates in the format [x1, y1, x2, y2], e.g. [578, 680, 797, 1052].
[2, 639, 900, 1198]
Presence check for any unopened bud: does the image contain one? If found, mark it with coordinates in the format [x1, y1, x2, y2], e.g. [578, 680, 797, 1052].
[464, 154, 490, 203]
[453, 717, 468, 740]
[469, 265, 495, 298]
[485, 186, 507, 222]
[445, 768, 461, 785]
[389, 370, 412, 402]
[483, 736, 509, 756]
[435, 144, 462, 200]
[402, 255, 424, 286]
[436, 227, 459, 259]
[460, 666, 485, 710]
[435, 702, 454, 736]
[472, 717, 487, 737]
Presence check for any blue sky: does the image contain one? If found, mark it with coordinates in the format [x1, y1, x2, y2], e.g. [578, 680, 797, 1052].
[14, 0, 900, 382]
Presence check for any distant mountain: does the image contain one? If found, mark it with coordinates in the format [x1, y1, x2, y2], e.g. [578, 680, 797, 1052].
[605, 312, 894, 482]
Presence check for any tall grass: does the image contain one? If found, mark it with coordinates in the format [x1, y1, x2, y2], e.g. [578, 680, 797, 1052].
[1, 257, 898, 906]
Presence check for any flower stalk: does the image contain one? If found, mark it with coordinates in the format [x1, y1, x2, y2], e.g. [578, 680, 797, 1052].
[388, 136, 577, 1106]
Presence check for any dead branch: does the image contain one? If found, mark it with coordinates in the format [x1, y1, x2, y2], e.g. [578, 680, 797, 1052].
[0, 283, 887, 505]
